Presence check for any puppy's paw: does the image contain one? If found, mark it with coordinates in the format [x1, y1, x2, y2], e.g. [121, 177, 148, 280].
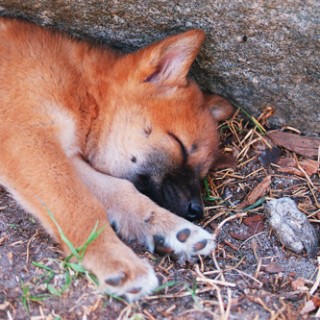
[83, 241, 158, 302]
[103, 260, 158, 302]
[147, 218, 216, 261]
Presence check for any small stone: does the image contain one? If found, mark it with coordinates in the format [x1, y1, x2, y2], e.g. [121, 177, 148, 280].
[265, 198, 318, 257]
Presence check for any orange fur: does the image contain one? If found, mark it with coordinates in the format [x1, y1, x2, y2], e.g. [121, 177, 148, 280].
[0, 18, 233, 300]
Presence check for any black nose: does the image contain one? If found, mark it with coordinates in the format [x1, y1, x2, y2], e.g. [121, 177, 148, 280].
[186, 200, 204, 221]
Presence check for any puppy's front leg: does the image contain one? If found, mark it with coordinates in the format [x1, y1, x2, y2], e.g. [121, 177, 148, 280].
[0, 132, 157, 301]
[74, 158, 216, 260]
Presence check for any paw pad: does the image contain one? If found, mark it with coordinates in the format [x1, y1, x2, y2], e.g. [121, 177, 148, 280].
[127, 287, 142, 294]
[176, 228, 191, 242]
[105, 272, 126, 286]
[151, 223, 215, 258]
[193, 239, 207, 251]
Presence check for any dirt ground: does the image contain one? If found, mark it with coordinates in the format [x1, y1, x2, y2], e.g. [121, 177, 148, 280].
[0, 111, 319, 320]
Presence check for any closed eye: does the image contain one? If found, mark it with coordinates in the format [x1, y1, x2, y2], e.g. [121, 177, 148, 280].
[167, 131, 188, 163]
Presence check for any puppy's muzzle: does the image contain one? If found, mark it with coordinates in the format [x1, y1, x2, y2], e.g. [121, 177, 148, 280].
[133, 166, 204, 221]
[187, 199, 204, 221]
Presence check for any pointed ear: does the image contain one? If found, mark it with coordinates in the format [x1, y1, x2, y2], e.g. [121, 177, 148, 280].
[211, 150, 238, 169]
[134, 30, 205, 87]
[205, 94, 234, 121]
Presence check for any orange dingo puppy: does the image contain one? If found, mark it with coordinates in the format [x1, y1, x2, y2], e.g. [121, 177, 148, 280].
[0, 18, 233, 300]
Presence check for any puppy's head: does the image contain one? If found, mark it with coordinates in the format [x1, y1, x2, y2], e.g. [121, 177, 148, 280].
[90, 30, 233, 221]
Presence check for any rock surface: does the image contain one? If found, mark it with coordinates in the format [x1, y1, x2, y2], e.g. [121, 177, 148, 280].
[265, 198, 318, 257]
[0, 0, 319, 136]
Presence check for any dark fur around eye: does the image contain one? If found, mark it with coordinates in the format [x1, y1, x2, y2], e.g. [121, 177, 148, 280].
[167, 131, 188, 163]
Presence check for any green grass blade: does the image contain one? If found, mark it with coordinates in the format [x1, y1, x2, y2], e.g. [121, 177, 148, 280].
[29, 294, 51, 301]
[55, 269, 72, 294]
[243, 197, 266, 212]
[78, 222, 105, 260]
[37, 201, 105, 291]
[20, 283, 30, 315]
[203, 177, 210, 196]
[86, 272, 99, 286]
[152, 281, 181, 293]
[47, 284, 62, 297]
[203, 195, 221, 202]
[203, 177, 220, 202]
[43, 206, 80, 260]
[104, 291, 126, 303]
[66, 262, 88, 273]
[233, 103, 266, 134]
[32, 261, 55, 273]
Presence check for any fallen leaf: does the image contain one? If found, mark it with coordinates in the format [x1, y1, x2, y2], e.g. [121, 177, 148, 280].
[264, 263, 284, 274]
[248, 222, 264, 235]
[299, 159, 319, 176]
[267, 130, 320, 159]
[244, 176, 271, 205]
[244, 215, 265, 234]
[243, 214, 264, 226]
[277, 157, 319, 177]
[229, 230, 250, 241]
[299, 159, 320, 176]
[229, 215, 265, 241]
[277, 166, 305, 177]
[277, 157, 295, 167]
[238, 175, 272, 209]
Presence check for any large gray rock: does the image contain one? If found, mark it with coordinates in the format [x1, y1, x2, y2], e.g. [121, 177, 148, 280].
[0, 0, 319, 136]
